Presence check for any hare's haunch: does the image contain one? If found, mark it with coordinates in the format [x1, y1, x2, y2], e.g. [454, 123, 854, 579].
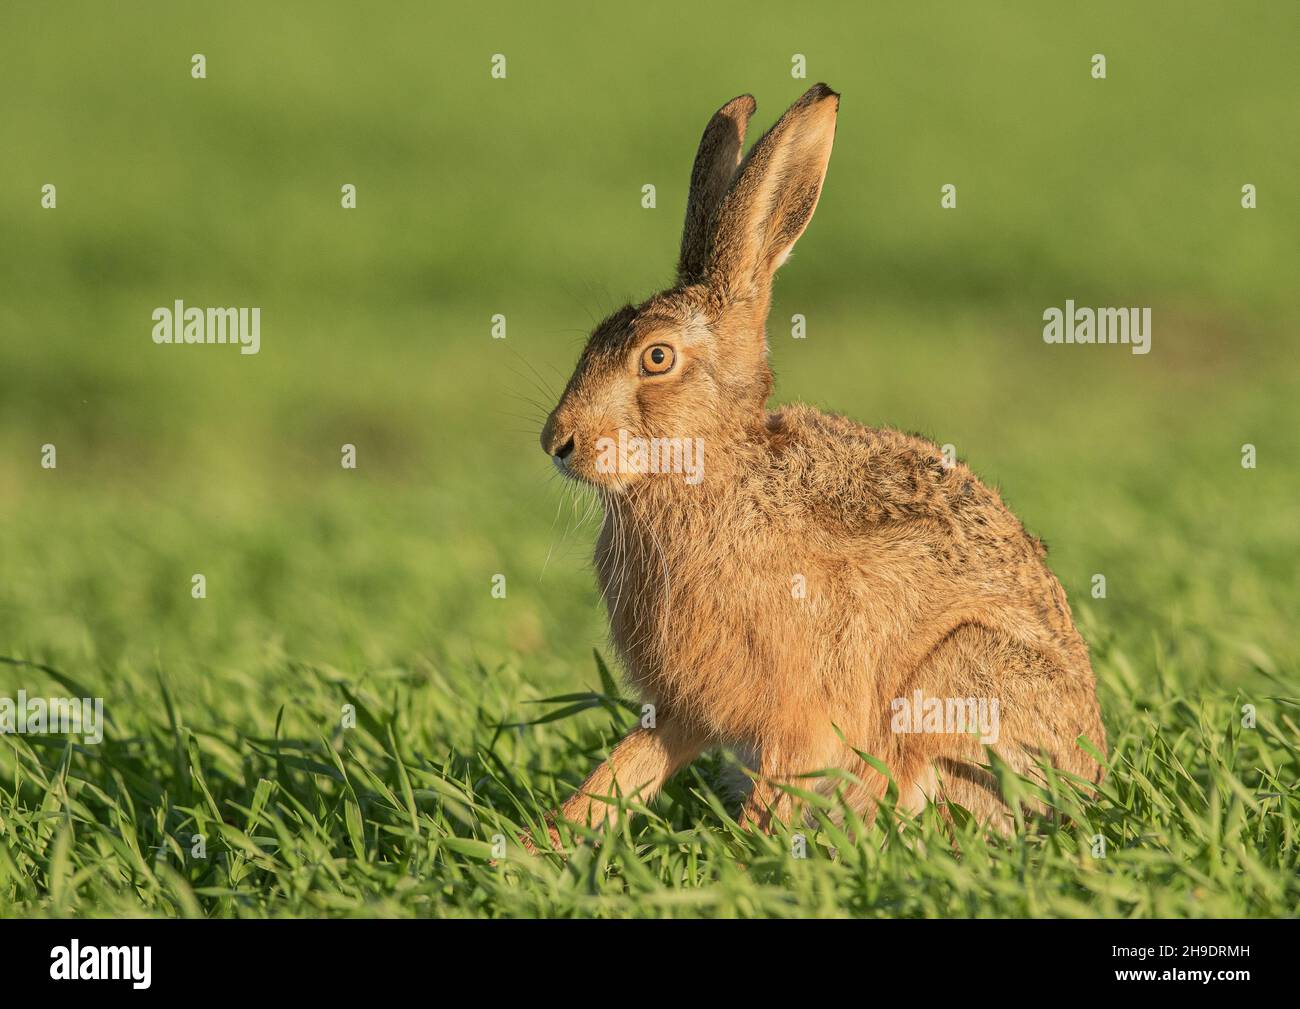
[537, 84, 1106, 844]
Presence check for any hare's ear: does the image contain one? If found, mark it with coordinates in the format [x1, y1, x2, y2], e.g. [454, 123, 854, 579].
[706, 83, 838, 296]
[677, 93, 756, 284]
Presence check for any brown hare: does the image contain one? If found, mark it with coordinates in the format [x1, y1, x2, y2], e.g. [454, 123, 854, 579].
[535, 84, 1106, 847]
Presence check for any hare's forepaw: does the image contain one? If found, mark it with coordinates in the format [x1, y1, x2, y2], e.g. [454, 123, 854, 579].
[519, 817, 564, 856]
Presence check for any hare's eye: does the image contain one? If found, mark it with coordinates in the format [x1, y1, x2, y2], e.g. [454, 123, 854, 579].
[640, 344, 676, 375]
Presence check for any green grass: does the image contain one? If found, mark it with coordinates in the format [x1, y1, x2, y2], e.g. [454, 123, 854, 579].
[0, 641, 1297, 917]
[1, 1, 1297, 917]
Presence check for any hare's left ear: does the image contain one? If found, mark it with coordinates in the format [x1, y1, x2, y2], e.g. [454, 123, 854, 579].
[677, 93, 756, 284]
[706, 84, 838, 297]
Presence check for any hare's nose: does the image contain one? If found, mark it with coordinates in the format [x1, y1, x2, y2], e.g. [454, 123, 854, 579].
[554, 434, 576, 462]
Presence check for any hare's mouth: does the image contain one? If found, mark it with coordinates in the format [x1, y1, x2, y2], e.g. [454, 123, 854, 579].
[555, 458, 629, 494]
[551, 454, 582, 482]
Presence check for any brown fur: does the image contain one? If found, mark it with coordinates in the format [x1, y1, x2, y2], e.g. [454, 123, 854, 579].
[533, 84, 1105, 849]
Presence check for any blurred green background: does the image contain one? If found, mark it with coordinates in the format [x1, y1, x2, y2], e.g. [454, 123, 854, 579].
[1, 0, 1296, 762]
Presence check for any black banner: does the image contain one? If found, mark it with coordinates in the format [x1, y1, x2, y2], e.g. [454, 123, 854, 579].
[0, 917, 1279, 995]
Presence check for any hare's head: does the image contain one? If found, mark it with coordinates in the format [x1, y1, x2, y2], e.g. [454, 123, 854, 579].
[542, 84, 839, 491]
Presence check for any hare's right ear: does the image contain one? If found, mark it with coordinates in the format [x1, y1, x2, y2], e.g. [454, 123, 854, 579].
[677, 94, 756, 285]
[706, 83, 839, 298]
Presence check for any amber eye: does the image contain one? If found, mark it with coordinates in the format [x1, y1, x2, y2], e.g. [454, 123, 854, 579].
[640, 344, 676, 375]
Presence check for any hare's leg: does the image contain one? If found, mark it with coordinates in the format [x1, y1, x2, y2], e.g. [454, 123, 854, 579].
[737, 733, 842, 831]
[561, 720, 705, 826]
[897, 623, 1106, 832]
[738, 777, 787, 831]
[526, 718, 706, 851]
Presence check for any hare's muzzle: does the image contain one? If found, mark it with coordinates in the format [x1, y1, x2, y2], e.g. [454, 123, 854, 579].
[541, 414, 577, 467]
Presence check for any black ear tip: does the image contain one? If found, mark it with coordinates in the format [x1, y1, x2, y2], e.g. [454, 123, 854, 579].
[808, 82, 840, 104]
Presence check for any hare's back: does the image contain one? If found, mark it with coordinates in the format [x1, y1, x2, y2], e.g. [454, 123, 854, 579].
[767, 404, 992, 525]
[768, 403, 1083, 646]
